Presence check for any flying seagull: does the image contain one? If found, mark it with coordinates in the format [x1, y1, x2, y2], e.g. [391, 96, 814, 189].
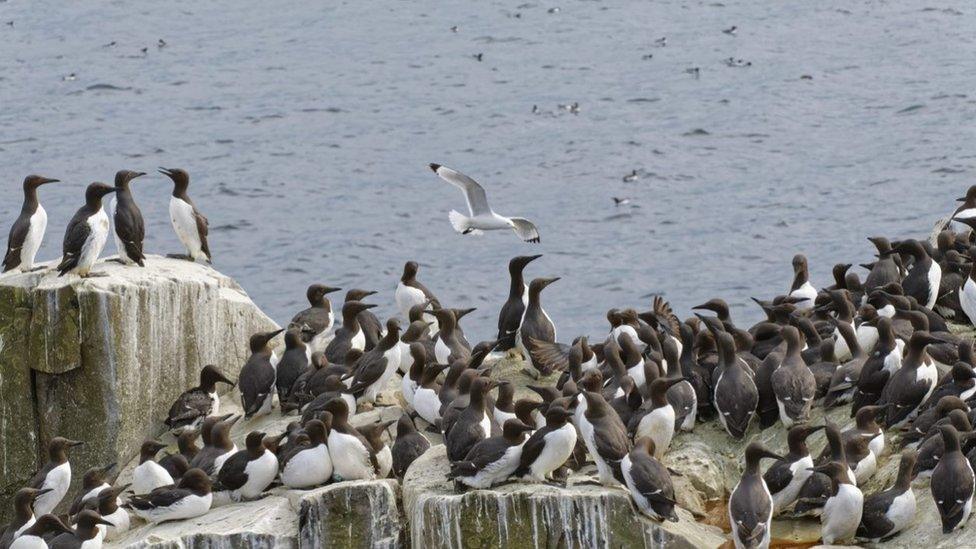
[428, 163, 541, 243]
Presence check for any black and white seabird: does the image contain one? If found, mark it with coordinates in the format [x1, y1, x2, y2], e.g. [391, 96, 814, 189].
[279, 418, 333, 488]
[431, 309, 471, 365]
[579, 390, 630, 485]
[621, 437, 678, 522]
[159, 167, 211, 262]
[496, 254, 543, 350]
[891, 239, 941, 309]
[275, 329, 309, 404]
[450, 419, 534, 489]
[127, 468, 213, 524]
[514, 404, 577, 482]
[823, 320, 869, 408]
[2, 175, 59, 273]
[429, 163, 541, 242]
[324, 398, 380, 481]
[392, 414, 430, 478]
[794, 423, 855, 517]
[765, 424, 824, 515]
[90, 485, 131, 541]
[109, 170, 147, 266]
[56, 183, 116, 277]
[132, 441, 173, 495]
[325, 301, 377, 365]
[289, 284, 341, 356]
[959, 260, 976, 325]
[158, 429, 198, 482]
[414, 362, 449, 427]
[239, 329, 283, 418]
[7, 514, 74, 549]
[857, 449, 918, 542]
[348, 318, 402, 403]
[712, 332, 758, 439]
[811, 461, 864, 545]
[788, 254, 817, 310]
[0, 488, 51, 547]
[517, 277, 561, 374]
[215, 431, 279, 501]
[445, 377, 497, 462]
[395, 261, 441, 323]
[189, 414, 240, 475]
[851, 317, 900, 415]
[46, 509, 114, 549]
[164, 365, 234, 432]
[914, 409, 973, 477]
[358, 420, 396, 479]
[947, 184, 976, 233]
[634, 378, 683, 458]
[931, 424, 975, 533]
[26, 437, 84, 516]
[728, 442, 783, 549]
[864, 237, 901, 296]
[67, 462, 116, 518]
[879, 331, 941, 428]
[770, 326, 816, 427]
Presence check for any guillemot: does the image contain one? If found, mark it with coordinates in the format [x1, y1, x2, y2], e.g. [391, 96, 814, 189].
[280, 418, 333, 488]
[634, 377, 683, 458]
[788, 254, 817, 310]
[348, 318, 402, 404]
[578, 390, 630, 486]
[56, 182, 116, 277]
[164, 365, 234, 433]
[395, 261, 441, 325]
[324, 301, 377, 364]
[621, 437, 678, 522]
[391, 414, 430, 478]
[7, 514, 74, 549]
[215, 431, 279, 501]
[109, 170, 147, 266]
[517, 277, 561, 374]
[2, 175, 59, 273]
[891, 239, 941, 309]
[289, 284, 342, 356]
[770, 326, 816, 427]
[159, 168, 211, 262]
[450, 419, 534, 489]
[66, 462, 116, 518]
[812, 460, 864, 545]
[445, 377, 497, 462]
[0, 488, 51, 547]
[514, 404, 577, 482]
[496, 254, 543, 351]
[728, 442, 782, 549]
[851, 316, 900, 415]
[239, 329, 283, 418]
[131, 441, 173, 495]
[432, 309, 471, 365]
[931, 425, 975, 533]
[189, 414, 240, 475]
[764, 424, 824, 514]
[324, 398, 380, 481]
[879, 331, 941, 428]
[712, 331, 758, 439]
[857, 449, 918, 542]
[127, 468, 213, 524]
[27, 437, 84, 516]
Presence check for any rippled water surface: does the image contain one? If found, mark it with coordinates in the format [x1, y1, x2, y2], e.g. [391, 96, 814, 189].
[2, 0, 975, 339]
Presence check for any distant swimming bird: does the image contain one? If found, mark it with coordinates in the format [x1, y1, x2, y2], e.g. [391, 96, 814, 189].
[127, 468, 213, 524]
[723, 25, 737, 35]
[239, 329, 283, 418]
[429, 164, 541, 243]
[289, 284, 342, 355]
[164, 365, 234, 432]
[3, 175, 59, 273]
[109, 170, 147, 266]
[622, 170, 638, 183]
[56, 182, 116, 277]
[159, 168, 211, 263]
[612, 197, 632, 206]
[655, 37, 667, 46]
[27, 437, 84, 516]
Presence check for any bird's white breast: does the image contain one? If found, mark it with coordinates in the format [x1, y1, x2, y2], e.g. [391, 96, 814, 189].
[20, 206, 47, 270]
[169, 197, 203, 257]
[34, 462, 71, 515]
[133, 460, 174, 495]
[328, 431, 375, 481]
[282, 443, 332, 488]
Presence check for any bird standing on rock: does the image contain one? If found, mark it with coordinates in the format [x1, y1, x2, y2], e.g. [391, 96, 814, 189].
[517, 277, 561, 374]
[622, 437, 678, 522]
[2, 175, 59, 273]
[728, 442, 782, 549]
[56, 182, 116, 277]
[289, 284, 342, 356]
[164, 365, 235, 433]
[496, 254, 543, 351]
[239, 329, 283, 418]
[27, 437, 84, 516]
[109, 170, 147, 266]
[160, 167, 211, 263]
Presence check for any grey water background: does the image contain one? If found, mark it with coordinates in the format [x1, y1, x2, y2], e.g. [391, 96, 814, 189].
[2, 0, 974, 341]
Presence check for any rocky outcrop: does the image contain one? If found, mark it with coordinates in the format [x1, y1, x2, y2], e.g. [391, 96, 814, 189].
[402, 445, 726, 549]
[0, 256, 277, 521]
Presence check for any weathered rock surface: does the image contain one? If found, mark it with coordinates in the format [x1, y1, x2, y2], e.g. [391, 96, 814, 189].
[402, 445, 726, 549]
[0, 256, 277, 521]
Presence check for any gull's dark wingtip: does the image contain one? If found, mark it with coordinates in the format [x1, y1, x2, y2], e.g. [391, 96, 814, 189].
[429, 163, 441, 173]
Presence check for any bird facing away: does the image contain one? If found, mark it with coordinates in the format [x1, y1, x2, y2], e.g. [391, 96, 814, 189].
[428, 163, 540, 243]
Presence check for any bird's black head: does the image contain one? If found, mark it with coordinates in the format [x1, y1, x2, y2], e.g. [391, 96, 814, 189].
[84, 182, 116, 205]
[23, 175, 60, 190]
[158, 167, 190, 194]
[114, 170, 145, 188]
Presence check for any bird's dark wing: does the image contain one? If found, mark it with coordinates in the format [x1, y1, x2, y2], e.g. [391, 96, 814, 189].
[857, 489, 897, 538]
[114, 202, 145, 263]
[2, 213, 30, 271]
[628, 453, 676, 504]
[762, 460, 795, 496]
[514, 429, 548, 476]
[526, 338, 571, 373]
[165, 389, 211, 427]
[128, 487, 192, 510]
[215, 452, 250, 490]
[194, 209, 211, 261]
[57, 211, 91, 275]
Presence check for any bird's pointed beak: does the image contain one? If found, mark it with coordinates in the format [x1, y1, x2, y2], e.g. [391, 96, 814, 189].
[158, 167, 173, 177]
